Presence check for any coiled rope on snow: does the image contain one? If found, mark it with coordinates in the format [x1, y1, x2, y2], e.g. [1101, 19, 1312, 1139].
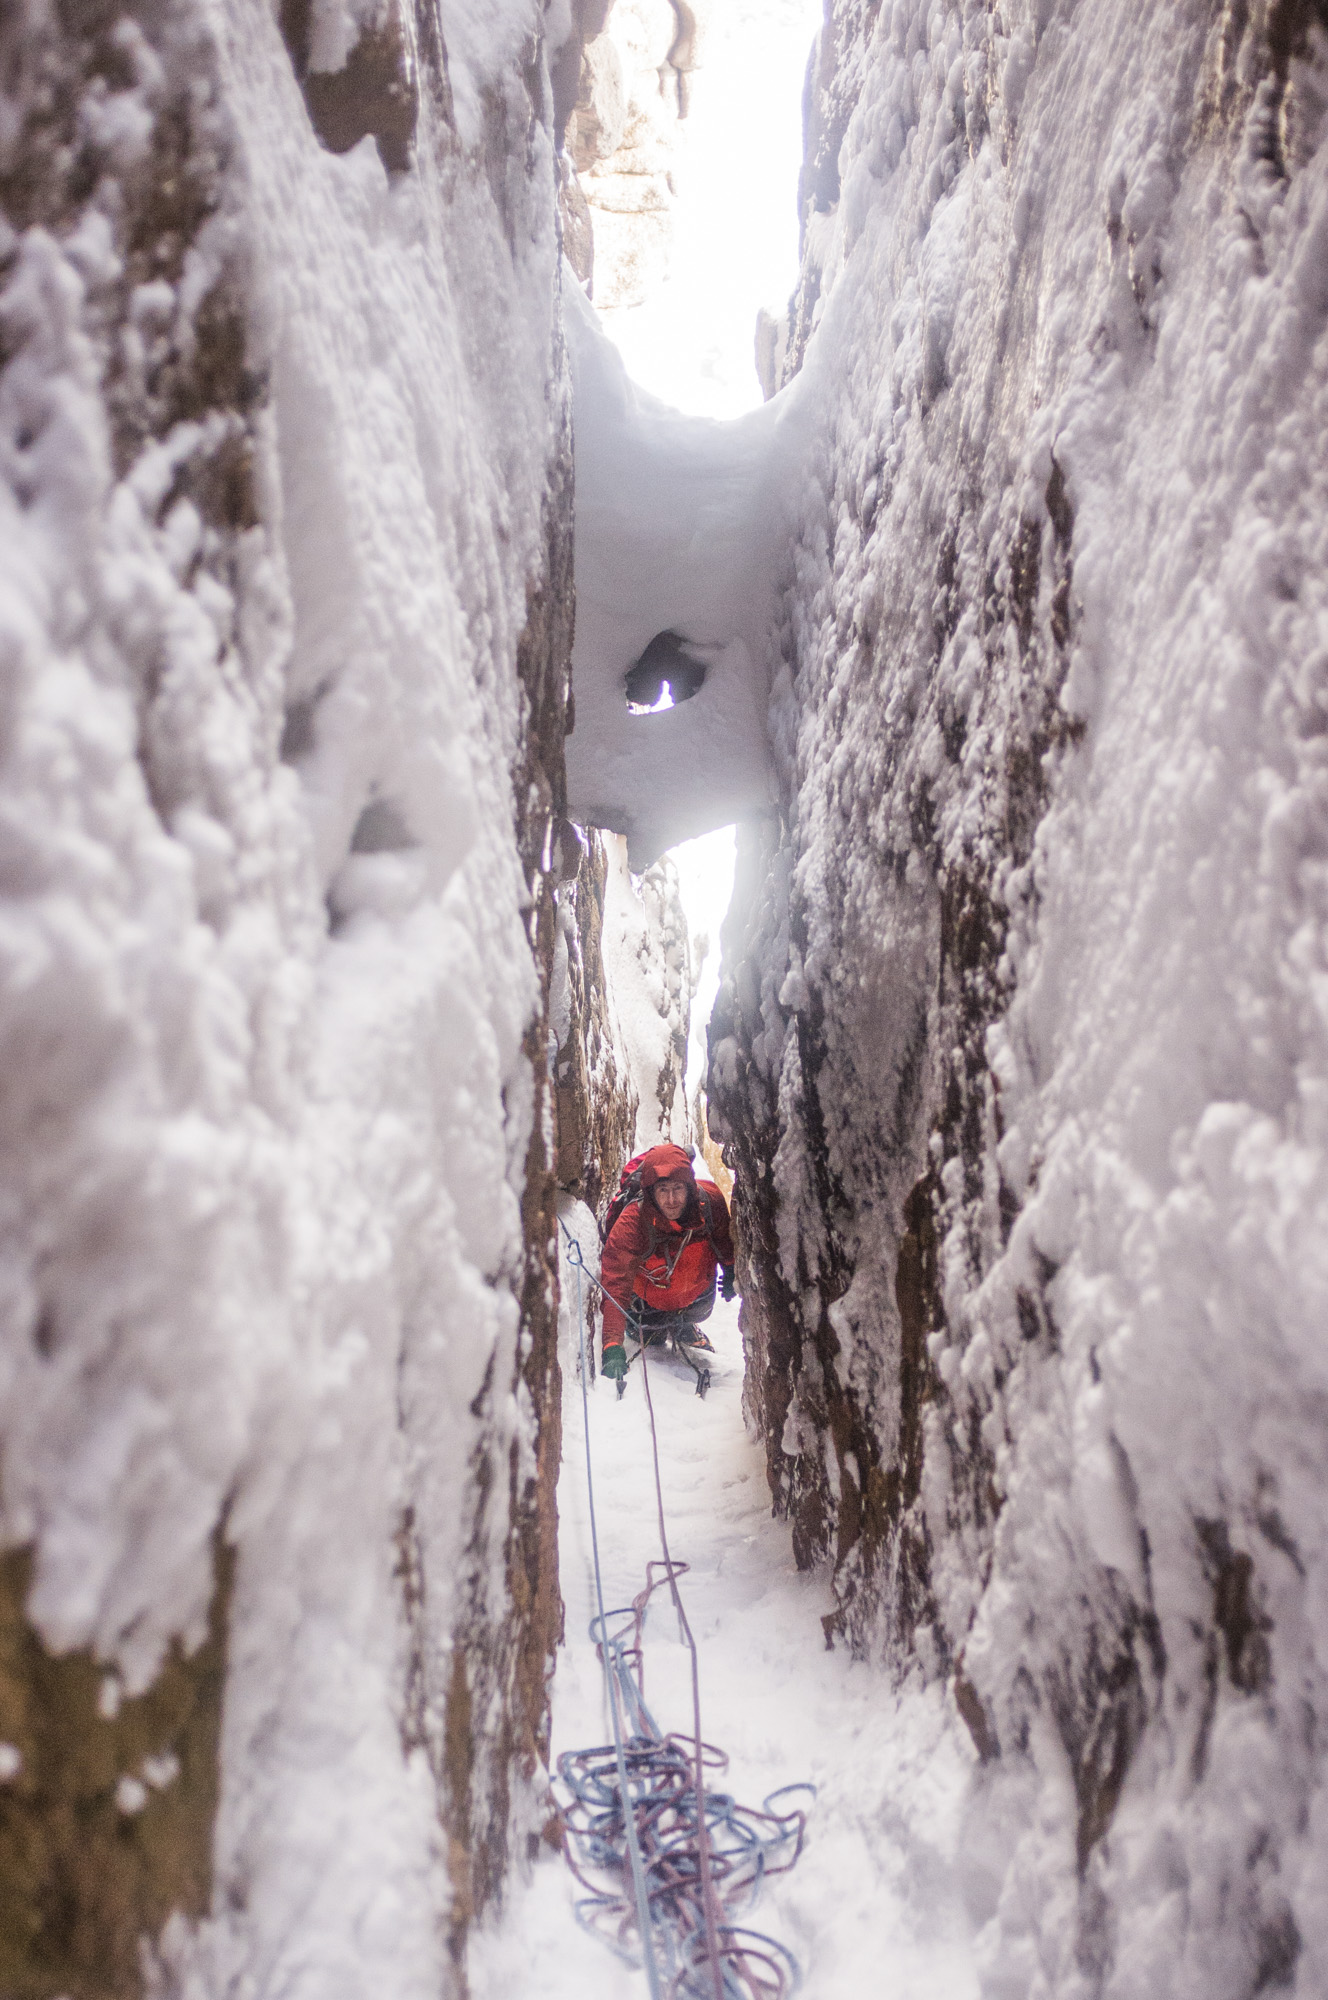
[559, 1224, 813, 1999]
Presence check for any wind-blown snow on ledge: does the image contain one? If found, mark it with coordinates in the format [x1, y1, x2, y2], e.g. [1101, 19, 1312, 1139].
[710, 1, 1328, 1993]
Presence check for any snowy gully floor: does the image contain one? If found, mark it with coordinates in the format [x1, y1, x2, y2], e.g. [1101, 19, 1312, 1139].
[472, 1216, 979, 1999]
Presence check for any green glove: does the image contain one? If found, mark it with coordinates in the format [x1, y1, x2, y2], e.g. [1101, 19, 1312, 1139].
[601, 1346, 627, 1382]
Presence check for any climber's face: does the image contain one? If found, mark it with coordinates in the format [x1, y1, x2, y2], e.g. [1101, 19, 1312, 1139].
[653, 1176, 689, 1222]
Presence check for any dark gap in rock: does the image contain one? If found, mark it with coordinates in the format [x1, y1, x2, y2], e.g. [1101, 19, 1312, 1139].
[559, 157, 594, 288]
[32, 1304, 57, 1359]
[280, 0, 418, 177]
[1198, 1518, 1272, 1693]
[279, 0, 312, 75]
[1067, 1644, 1147, 1872]
[1269, 0, 1328, 82]
[1254, 1905, 1302, 1992]
[952, 1667, 998, 1761]
[350, 797, 418, 853]
[279, 691, 320, 763]
[304, 20, 418, 175]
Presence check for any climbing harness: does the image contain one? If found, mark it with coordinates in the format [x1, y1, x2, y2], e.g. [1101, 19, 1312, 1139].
[569, 1234, 713, 1399]
[600, 1151, 730, 1340]
[558, 1223, 813, 1998]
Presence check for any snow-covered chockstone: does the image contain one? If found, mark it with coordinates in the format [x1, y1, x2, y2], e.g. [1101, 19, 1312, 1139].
[565, 281, 803, 866]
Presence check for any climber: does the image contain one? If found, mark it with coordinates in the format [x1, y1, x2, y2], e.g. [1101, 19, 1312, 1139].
[600, 1143, 736, 1387]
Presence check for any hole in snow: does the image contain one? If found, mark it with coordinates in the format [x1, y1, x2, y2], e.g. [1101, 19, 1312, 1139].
[280, 675, 336, 763]
[350, 797, 418, 853]
[279, 693, 319, 761]
[624, 630, 708, 714]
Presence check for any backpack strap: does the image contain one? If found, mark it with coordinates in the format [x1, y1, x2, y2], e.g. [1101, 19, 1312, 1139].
[695, 1185, 723, 1262]
[599, 1163, 645, 1244]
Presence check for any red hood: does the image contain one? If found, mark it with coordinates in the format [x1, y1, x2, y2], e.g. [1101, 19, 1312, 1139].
[638, 1143, 696, 1188]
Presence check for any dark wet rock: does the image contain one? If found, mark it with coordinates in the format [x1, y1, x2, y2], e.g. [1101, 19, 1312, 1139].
[560, 158, 596, 288]
[279, 0, 424, 176]
[0, 1543, 231, 2000]
[552, 828, 638, 1211]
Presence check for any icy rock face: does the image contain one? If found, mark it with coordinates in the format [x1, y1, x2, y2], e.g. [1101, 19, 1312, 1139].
[550, 825, 639, 1211]
[550, 825, 694, 1207]
[710, 1, 1328, 1992]
[0, 0, 573, 1991]
[549, 829, 691, 1389]
[561, 0, 702, 304]
[601, 835, 693, 1150]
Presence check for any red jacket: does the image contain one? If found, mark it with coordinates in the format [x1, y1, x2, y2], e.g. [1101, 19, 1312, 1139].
[601, 1144, 735, 1350]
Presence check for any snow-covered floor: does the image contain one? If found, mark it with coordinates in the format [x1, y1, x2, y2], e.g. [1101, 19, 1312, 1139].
[472, 1229, 979, 1999]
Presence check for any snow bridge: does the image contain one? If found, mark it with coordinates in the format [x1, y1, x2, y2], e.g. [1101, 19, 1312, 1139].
[565, 288, 794, 868]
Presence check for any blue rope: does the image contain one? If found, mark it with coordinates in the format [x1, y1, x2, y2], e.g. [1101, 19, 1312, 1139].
[557, 1219, 814, 1998]
[565, 1222, 665, 2000]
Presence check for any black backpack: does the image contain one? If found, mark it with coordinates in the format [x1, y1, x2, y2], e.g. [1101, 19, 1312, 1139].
[600, 1151, 649, 1245]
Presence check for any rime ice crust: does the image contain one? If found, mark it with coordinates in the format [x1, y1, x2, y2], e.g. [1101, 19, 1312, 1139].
[600, 837, 693, 1149]
[710, 3, 1328, 1994]
[0, 0, 574, 1987]
[550, 825, 693, 1217]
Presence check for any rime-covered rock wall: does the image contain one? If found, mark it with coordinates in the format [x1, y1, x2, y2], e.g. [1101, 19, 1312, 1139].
[550, 824, 693, 1380]
[710, 2, 1328, 1994]
[551, 827, 694, 1207]
[558, 0, 703, 306]
[0, 0, 578, 1990]
[600, 836, 693, 1147]
[551, 826, 639, 1214]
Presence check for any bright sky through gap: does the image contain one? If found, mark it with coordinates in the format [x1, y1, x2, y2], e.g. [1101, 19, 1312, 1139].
[599, 0, 821, 1101]
[600, 0, 822, 422]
